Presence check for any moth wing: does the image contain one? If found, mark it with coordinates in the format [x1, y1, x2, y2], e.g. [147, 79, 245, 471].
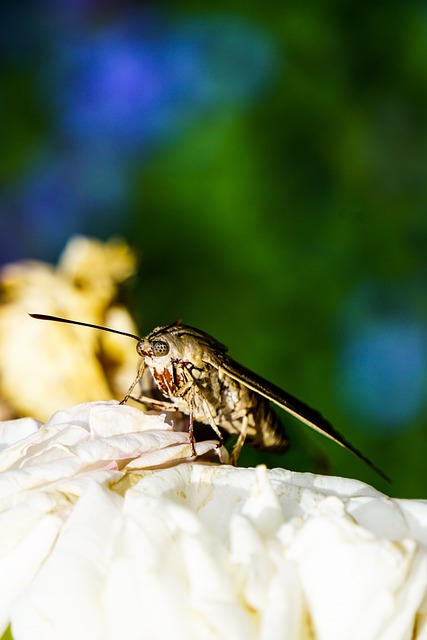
[216, 355, 390, 483]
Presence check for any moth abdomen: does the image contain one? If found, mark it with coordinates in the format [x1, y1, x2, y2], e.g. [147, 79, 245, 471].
[247, 399, 289, 453]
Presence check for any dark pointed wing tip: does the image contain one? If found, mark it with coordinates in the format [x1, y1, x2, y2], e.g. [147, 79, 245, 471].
[357, 454, 391, 484]
[376, 467, 392, 484]
[352, 443, 391, 484]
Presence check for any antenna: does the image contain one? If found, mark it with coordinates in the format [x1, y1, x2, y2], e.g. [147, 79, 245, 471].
[29, 313, 141, 342]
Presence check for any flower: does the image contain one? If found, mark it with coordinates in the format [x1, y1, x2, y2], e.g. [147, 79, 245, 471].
[0, 401, 425, 639]
[0, 236, 139, 421]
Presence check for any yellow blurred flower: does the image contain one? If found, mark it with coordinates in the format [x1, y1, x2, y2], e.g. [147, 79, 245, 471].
[0, 236, 140, 421]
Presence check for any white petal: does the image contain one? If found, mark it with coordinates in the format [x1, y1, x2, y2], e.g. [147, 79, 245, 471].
[12, 484, 123, 640]
[112, 481, 255, 640]
[241, 465, 285, 535]
[258, 558, 306, 640]
[0, 493, 63, 636]
[288, 512, 427, 640]
[0, 418, 41, 449]
[70, 429, 189, 463]
[88, 402, 170, 436]
[124, 439, 223, 469]
[395, 499, 427, 548]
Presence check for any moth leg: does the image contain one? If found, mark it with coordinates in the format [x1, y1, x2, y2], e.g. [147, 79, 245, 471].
[128, 395, 178, 412]
[200, 397, 223, 447]
[182, 364, 223, 447]
[129, 393, 195, 455]
[229, 407, 248, 420]
[184, 383, 223, 453]
[165, 371, 197, 456]
[229, 415, 249, 465]
[120, 361, 146, 405]
[186, 385, 197, 457]
[174, 379, 194, 397]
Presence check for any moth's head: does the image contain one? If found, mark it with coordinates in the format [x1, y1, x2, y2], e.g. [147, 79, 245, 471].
[137, 322, 227, 368]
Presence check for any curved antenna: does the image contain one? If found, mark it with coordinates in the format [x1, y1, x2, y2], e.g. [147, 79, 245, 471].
[29, 313, 141, 342]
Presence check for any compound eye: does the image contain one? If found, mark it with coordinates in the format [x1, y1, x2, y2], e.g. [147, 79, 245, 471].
[151, 340, 170, 357]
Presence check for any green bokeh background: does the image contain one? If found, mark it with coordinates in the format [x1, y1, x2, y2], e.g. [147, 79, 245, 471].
[126, 2, 427, 497]
[3, 1, 427, 496]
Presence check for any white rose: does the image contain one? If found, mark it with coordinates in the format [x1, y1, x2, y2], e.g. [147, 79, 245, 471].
[0, 402, 425, 640]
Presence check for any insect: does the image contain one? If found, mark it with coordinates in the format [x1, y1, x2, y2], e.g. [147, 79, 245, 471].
[29, 313, 390, 482]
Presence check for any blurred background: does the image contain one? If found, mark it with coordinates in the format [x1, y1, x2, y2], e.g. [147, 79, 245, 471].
[1, 0, 427, 496]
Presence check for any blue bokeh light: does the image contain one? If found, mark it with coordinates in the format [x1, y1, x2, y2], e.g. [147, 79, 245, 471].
[336, 285, 427, 431]
[0, 8, 279, 263]
[50, 14, 277, 151]
[1, 148, 129, 261]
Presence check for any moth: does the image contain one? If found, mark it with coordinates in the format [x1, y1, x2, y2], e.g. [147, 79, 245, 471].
[30, 313, 390, 482]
